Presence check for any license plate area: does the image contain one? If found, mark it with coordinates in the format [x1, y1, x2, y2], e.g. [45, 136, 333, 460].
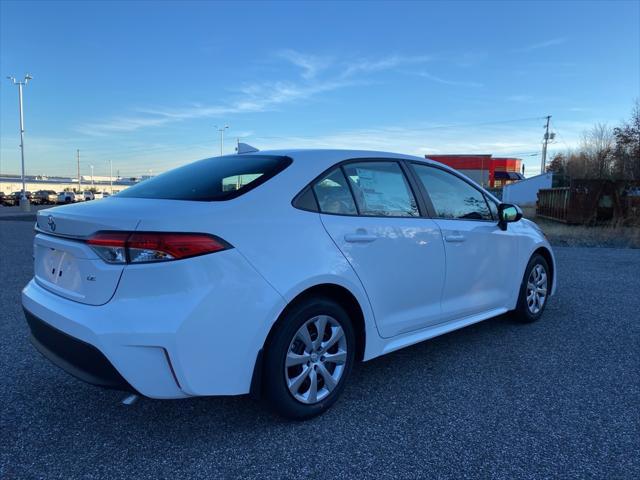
[34, 234, 125, 305]
[38, 247, 83, 297]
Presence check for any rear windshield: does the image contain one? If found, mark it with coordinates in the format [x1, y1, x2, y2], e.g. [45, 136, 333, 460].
[117, 155, 291, 201]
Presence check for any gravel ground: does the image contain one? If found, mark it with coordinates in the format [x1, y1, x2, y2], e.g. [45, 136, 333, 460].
[1, 220, 638, 479]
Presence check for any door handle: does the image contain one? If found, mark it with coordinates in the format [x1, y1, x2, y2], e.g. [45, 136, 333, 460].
[444, 234, 466, 243]
[344, 232, 378, 243]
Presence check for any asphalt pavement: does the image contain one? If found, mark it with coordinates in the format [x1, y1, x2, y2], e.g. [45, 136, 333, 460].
[1, 219, 638, 479]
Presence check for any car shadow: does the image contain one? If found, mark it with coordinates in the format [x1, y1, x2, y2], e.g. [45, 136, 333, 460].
[20, 311, 537, 436]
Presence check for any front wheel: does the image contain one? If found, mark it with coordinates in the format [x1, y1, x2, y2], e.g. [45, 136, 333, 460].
[513, 253, 550, 323]
[263, 297, 355, 420]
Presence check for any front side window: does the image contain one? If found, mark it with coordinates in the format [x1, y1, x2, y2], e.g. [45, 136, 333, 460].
[312, 168, 357, 215]
[117, 155, 291, 201]
[413, 164, 492, 220]
[342, 162, 419, 217]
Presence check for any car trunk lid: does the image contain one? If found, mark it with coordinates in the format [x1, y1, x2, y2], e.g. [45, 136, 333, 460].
[34, 199, 146, 305]
[33, 197, 235, 305]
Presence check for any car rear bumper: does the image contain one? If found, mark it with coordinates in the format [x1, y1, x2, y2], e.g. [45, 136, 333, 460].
[24, 308, 136, 392]
[21, 248, 287, 399]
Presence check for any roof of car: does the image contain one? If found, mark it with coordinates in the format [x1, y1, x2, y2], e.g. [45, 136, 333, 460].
[245, 148, 427, 162]
[228, 148, 499, 204]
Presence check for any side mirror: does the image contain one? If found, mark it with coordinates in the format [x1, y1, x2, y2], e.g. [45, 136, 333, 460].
[498, 203, 523, 230]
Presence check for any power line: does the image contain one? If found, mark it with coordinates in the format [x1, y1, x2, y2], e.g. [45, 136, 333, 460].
[549, 118, 573, 152]
[238, 116, 548, 141]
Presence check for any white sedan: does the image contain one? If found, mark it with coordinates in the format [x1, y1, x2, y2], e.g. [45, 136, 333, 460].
[23, 150, 555, 419]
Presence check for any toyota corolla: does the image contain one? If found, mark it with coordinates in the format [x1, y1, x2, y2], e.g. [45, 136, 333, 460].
[22, 149, 556, 419]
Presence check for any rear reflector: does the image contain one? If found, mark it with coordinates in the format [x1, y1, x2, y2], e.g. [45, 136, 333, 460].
[87, 231, 230, 264]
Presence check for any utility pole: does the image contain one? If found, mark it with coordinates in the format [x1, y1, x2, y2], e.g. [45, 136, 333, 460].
[541, 115, 551, 174]
[77, 149, 82, 192]
[90, 165, 94, 189]
[6, 74, 33, 211]
[215, 125, 229, 156]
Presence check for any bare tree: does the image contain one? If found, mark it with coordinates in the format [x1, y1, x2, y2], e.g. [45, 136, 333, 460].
[613, 100, 640, 180]
[581, 123, 615, 179]
[565, 150, 589, 179]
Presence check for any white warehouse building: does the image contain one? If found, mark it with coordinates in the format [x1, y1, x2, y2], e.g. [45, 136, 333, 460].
[0, 175, 137, 196]
[502, 172, 553, 207]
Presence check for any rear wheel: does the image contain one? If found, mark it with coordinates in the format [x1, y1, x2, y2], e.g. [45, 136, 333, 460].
[263, 297, 355, 419]
[513, 253, 550, 323]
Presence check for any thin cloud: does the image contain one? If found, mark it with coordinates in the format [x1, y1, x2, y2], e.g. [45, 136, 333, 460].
[514, 37, 566, 52]
[341, 54, 433, 78]
[241, 122, 574, 161]
[76, 80, 353, 136]
[75, 52, 431, 137]
[506, 94, 536, 103]
[278, 49, 330, 80]
[416, 71, 483, 88]
[59, 119, 588, 177]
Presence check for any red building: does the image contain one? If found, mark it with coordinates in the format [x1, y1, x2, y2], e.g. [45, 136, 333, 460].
[426, 154, 524, 188]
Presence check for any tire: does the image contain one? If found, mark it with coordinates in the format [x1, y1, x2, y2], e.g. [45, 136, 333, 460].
[513, 253, 551, 323]
[263, 297, 355, 420]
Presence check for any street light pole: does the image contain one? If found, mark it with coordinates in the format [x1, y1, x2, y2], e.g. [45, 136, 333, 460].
[90, 165, 94, 188]
[109, 160, 113, 194]
[215, 125, 229, 156]
[7, 74, 33, 211]
[77, 149, 82, 192]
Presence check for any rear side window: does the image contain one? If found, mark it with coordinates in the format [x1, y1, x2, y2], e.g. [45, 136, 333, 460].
[312, 168, 357, 215]
[117, 155, 291, 201]
[342, 162, 419, 217]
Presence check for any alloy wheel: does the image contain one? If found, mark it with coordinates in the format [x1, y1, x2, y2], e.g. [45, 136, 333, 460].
[285, 315, 348, 404]
[526, 264, 548, 314]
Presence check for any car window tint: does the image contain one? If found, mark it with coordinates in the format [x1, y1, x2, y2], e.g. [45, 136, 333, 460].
[117, 155, 291, 201]
[342, 162, 419, 217]
[413, 164, 492, 220]
[312, 168, 357, 215]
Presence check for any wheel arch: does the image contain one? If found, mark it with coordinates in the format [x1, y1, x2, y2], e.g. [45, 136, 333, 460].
[270, 283, 366, 361]
[532, 246, 555, 293]
[250, 283, 367, 399]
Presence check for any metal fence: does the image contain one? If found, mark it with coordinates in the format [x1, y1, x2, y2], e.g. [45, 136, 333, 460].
[537, 180, 640, 225]
[537, 187, 570, 222]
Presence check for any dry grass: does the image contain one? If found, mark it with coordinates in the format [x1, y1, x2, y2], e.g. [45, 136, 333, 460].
[521, 206, 640, 249]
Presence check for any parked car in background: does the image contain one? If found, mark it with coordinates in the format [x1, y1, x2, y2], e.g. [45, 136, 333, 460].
[2, 192, 16, 206]
[9, 191, 33, 205]
[57, 191, 83, 204]
[0, 192, 7, 206]
[84, 191, 106, 201]
[34, 190, 58, 205]
[57, 192, 74, 204]
[23, 150, 556, 419]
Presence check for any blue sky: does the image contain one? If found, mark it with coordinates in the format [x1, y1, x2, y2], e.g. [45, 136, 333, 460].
[1, 0, 638, 178]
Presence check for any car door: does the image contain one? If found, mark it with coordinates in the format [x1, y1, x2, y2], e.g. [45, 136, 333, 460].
[315, 160, 446, 338]
[410, 163, 519, 321]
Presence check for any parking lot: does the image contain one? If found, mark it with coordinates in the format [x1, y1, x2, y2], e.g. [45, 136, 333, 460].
[1, 218, 638, 479]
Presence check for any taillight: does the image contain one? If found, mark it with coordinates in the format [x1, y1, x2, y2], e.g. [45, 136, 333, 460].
[87, 232, 128, 264]
[87, 231, 230, 264]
